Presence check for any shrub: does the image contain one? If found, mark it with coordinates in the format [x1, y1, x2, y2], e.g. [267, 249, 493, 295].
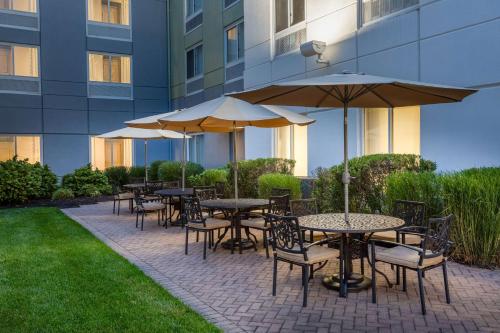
[158, 161, 204, 184]
[129, 166, 146, 179]
[105, 166, 130, 187]
[0, 157, 58, 204]
[149, 160, 166, 181]
[62, 164, 112, 197]
[440, 168, 500, 267]
[384, 171, 444, 218]
[313, 154, 436, 213]
[52, 188, 75, 200]
[227, 158, 295, 198]
[258, 173, 301, 200]
[188, 168, 229, 187]
[80, 184, 102, 198]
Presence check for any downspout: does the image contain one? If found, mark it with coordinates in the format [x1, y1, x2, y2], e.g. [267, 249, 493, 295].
[166, 0, 173, 159]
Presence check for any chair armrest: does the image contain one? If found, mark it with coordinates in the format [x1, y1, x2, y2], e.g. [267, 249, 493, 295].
[369, 239, 423, 253]
[304, 237, 337, 249]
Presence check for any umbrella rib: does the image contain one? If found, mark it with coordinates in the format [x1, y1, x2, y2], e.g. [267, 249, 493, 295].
[349, 84, 378, 101]
[314, 86, 336, 107]
[251, 86, 309, 104]
[364, 85, 394, 108]
[391, 83, 462, 102]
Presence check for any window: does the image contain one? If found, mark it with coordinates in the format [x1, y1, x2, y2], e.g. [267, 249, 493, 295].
[185, 0, 202, 17]
[0, 0, 37, 13]
[362, 0, 419, 24]
[186, 45, 203, 80]
[275, 0, 305, 33]
[0, 44, 38, 77]
[364, 106, 420, 155]
[91, 137, 132, 170]
[88, 0, 130, 25]
[225, 22, 244, 64]
[88, 53, 131, 84]
[228, 130, 244, 162]
[274, 125, 308, 176]
[0, 135, 40, 163]
[188, 135, 204, 165]
[224, 0, 238, 9]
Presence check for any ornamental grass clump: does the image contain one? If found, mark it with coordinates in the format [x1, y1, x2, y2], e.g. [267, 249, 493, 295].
[258, 173, 302, 200]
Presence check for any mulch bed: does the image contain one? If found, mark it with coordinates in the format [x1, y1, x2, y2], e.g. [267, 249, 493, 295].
[0, 195, 114, 210]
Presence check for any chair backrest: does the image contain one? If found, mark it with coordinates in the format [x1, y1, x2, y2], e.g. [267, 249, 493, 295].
[268, 214, 308, 260]
[215, 181, 225, 197]
[421, 215, 454, 259]
[146, 181, 163, 194]
[181, 196, 204, 225]
[111, 183, 121, 195]
[269, 194, 290, 216]
[195, 187, 217, 201]
[271, 188, 292, 196]
[164, 180, 180, 189]
[393, 200, 426, 230]
[290, 198, 318, 217]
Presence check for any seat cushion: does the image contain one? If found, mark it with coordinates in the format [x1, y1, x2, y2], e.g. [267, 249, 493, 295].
[372, 230, 422, 245]
[116, 192, 134, 200]
[141, 202, 165, 211]
[241, 218, 269, 230]
[277, 245, 337, 265]
[188, 218, 231, 230]
[370, 245, 444, 269]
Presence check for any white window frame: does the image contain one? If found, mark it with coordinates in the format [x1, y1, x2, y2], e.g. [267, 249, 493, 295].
[359, 0, 420, 27]
[272, 0, 307, 58]
[187, 133, 204, 165]
[184, 43, 205, 83]
[89, 136, 134, 170]
[0, 0, 38, 14]
[185, 0, 202, 20]
[86, 0, 132, 27]
[224, 20, 244, 67]
[87, 51, 132, 84]
[223, 0, 240, 10]
[0, 42, 40, 78]
[0, 134, 42, 163]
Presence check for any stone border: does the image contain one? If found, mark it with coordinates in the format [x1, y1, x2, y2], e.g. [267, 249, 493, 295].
[63, 210, 246, 333]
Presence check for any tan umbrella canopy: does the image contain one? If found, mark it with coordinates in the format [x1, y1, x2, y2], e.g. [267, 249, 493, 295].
[229, 72, 478, 222]
[98, 127, 189, 182]
[153, 96, 316, 199]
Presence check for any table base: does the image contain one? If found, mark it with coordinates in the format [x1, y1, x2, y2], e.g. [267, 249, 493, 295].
[322, 273, 371, 292]
[222, 238, 255, 251]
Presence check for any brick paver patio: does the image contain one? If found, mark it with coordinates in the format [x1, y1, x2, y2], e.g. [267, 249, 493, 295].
[63, 202, 500, 332]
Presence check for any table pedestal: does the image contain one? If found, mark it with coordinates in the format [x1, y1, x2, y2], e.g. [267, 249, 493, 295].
[322, 273, 371, 292]
[222, 238, 255, 251]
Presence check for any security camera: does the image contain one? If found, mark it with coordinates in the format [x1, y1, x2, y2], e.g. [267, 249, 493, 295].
[300, 40, 329, 65]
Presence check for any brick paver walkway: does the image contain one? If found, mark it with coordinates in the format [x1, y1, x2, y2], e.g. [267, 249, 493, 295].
[63, 202, 500, 332]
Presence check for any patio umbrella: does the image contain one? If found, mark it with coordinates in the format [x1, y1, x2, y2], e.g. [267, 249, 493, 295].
[153, 96, 316, 199]
[97, 127, 188, 182]
[229, 72, 478, 221]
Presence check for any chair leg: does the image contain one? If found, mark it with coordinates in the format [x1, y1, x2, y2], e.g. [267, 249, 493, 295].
[113, 199, 116, 214]
[230, 225, 234, 254]
[443, 261, 451, 304]
[301, 266, 305, 287]
[208, 231, 212, 249]
[303, 265, 309, 307]
[196, 231, 199, 242]
[371, 244, 376, 303]
[396, 266, 400, 285]
[136, 211, 139, 228]
[289, 263, 293, 271]
[263, 230, 269, 258]
[360, 256, 365, 275]
[157, 211, 160, 226]
[402, 267, 407, 292]
[141, 213, 144, 231]
[185, 227, 189, 255]
[272, 257, 277, 296]
[117, 200, 121, 215]
[203, 232, 207, 260]
[417, 269, 426, 315]
[309, 264, 314, 280]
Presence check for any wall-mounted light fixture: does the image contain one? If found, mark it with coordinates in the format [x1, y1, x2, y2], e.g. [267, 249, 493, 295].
[300, 40, 329, 65]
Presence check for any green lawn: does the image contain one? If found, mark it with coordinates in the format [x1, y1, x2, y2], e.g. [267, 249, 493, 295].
[0, 207, 220, 333]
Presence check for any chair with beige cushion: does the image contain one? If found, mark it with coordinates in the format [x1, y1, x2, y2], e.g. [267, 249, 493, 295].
[182, 197, 232, 260]
[370, 215, 454, 315]
[112, 184, 135, 215]
[242, 194, 290, 258]
[268, 214, 337, 307]
[134, 194, 166, 231]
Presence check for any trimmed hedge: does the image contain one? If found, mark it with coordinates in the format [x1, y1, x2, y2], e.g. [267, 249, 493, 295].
[258, 173, 301, 200]
[227, 158, 295, 198]
[62, 164, 112, 197]
[158, 161, 204, 184]
[188, 168, 228, 187]
[313, 154, 436, 213]
[0, 157, 58, 204]
[149, 160, 166, 181]
[384, 168, 500, 267]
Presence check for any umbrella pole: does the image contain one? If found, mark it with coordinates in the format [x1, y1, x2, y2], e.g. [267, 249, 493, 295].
[342, 102, 350, 223]
[144, 139, 148, 183]
[233, 123, 238, 201]
[182, 129, 186, 191]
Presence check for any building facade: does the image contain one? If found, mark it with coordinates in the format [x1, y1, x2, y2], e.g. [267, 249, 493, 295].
[168, 0, 245, 168]
[243, 0, 500, 173]
[0, 0, 169, 176]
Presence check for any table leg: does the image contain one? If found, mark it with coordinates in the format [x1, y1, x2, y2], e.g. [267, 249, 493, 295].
[221, 211, 257, 253]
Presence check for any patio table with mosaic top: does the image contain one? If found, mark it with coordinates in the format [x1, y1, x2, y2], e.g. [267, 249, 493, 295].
[200, 198, 268, 254]
[299, 213, 404, 297]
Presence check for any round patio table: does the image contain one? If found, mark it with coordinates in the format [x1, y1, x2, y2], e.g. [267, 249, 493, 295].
[200, 198, 268, 254]
[299, 213, 404, 297]
[155, 188, 194, 225]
